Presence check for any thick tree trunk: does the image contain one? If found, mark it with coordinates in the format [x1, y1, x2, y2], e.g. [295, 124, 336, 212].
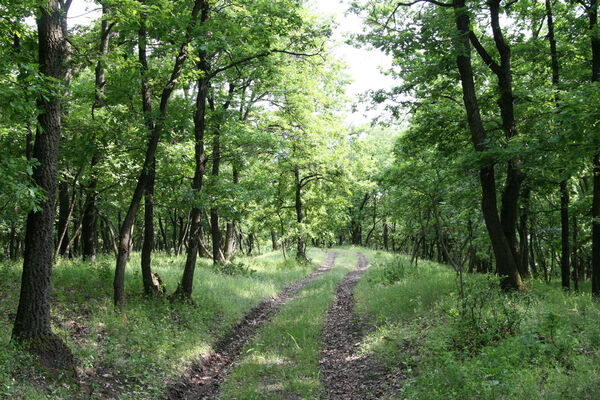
[113, 0, 202, 309]
[271, 230, 278, 251]
[12, 1, 74, 367]
[453, 0, 522, 290]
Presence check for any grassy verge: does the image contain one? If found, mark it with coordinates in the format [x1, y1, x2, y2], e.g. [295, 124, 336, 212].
[0, 248, 326, 399]
[219, 249, 358, 400]
[355, 250, 600, 400]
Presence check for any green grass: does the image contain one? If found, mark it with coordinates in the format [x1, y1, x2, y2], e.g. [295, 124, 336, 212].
[219, 249, 358, 400]
[354, 250, 600, 400]
[0, 248, 326, 399]
[5, 247, 598, 400]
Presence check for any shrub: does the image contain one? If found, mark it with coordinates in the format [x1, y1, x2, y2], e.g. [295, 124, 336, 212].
[212, 261, 256, 277]
[367, 256, 415, 285]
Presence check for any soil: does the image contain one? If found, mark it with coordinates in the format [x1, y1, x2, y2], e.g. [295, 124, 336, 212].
[319, 253, 402, 399]
[166, 252, 338, 400]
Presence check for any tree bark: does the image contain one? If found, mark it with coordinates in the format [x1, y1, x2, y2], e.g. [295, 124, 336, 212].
[81, 166, 98, 262]
[12, 1, 74, 367]
[383, 216, 389, 251]
[113, 0, 202, 310]
[175, 1, 211, 299]
[210, 127, 222, 264]
[294, 166, 306, 260]
[518, 186, 530, 277]
[57, 180, 71, 258]
[573, 214, 579, 292]
[224, 167, 239, 260]
[141, 159, 157, 295]
[453, 0, 522, 290]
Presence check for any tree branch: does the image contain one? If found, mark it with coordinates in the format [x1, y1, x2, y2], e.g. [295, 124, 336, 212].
[468, 31, 501, 75]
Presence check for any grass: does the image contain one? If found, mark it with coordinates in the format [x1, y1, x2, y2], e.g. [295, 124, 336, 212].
[219, 249, 358, 400]
[0, 248, 326, 399]
[354, 250, 600, 400]
[4, 247, 599, 399]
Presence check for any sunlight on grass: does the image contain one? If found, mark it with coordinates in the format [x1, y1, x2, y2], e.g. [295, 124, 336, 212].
[0, 249, 326, 399]
[219, 248, 357, 400]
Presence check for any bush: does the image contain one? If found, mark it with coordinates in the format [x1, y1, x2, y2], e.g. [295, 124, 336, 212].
[449, 274, 531, 353]
[367, 256, 415, 285]
[212, 261, 256, 277]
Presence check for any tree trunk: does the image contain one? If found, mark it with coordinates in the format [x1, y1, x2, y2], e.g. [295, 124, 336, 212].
[9, 222, 17, 260]
[141, 159, 158, 295]
[12, 1, 74, 367]
[113, 0, 202, 310]
[81, 168, 98, 262]
[518, 186, 530, 277]
[453, 0, 522, 290]
[210, 125, 222, 263]
[174, 1, 210, 298]
[545, 0, 570, 290]
[247, 231, 254, 255]
[573, 214, 579, 292]
[294, 166, 306, 260]
[82, 1, 110, 261]
[383, 216, 389, 251]
[271, 230, 278, 251]
[593, 154, 600, 296]
[159, 217, 169, 253]
[57, 180, 70, 258]
[560, 179, 571, 290]
[590, 1, 600, 298]
[224, 166, 239, 261]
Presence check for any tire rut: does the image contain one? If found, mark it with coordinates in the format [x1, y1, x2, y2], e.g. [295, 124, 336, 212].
[166, 252, 338, 400]
[319, 252, 400, 399]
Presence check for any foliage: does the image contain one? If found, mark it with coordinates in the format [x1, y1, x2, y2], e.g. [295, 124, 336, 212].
[212, 261, 256, 277]
[355, 250, 600, 400]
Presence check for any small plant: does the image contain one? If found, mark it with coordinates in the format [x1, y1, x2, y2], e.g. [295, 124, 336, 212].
[212, 261, 256, 277]
[450, 275, 526, 352]
[368, 256, 413, 285]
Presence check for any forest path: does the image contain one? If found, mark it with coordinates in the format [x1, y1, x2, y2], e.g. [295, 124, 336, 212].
[166, 252, 338, 400]
[319, 253, 400, 399]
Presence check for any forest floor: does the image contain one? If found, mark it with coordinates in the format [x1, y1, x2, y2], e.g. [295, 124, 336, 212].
[2, 248, 600, 399]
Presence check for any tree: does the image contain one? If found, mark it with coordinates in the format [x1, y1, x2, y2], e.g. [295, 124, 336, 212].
[11, 0, 74, 369]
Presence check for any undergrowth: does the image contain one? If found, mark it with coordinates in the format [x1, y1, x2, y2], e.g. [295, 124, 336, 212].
[355, 250, 600, 400]
[0, 248, 325, 399]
